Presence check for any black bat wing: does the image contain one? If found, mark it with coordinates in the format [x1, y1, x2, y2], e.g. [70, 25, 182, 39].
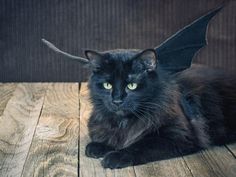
[155, 5, 223, 73]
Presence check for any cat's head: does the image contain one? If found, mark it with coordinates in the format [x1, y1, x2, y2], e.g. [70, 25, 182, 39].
[86, 49, 164, 116]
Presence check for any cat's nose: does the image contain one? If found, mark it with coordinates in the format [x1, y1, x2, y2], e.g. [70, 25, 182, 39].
[112, 99, 123, 106]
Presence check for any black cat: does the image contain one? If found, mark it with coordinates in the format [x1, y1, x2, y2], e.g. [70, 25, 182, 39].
[84, 49, 236, 169]
[42, 5, 236, 169]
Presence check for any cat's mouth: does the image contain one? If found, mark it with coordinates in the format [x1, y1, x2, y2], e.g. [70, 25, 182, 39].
[108, 104, 127, 116]
[106, 102, 131, 115]
[115, 110, 125, 116]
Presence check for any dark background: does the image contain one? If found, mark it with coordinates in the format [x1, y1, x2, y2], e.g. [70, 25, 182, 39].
[0, 0, 235, 82]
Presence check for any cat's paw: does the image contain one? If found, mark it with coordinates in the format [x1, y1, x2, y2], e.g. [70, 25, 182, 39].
[101, 151, 134, 169]
[85, 142, 113, 158]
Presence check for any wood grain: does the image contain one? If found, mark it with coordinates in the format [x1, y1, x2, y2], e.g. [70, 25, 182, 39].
[133, 158, 192, 177]
[182, 146, 236, 177]
[0, 83, 48, 177]
[0, 83, 17, 115]
[21, 83, 79, 177]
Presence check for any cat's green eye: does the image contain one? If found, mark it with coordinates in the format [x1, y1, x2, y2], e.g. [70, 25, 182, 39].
[127, 83, 138, 90]
[103, 82, 112, 89]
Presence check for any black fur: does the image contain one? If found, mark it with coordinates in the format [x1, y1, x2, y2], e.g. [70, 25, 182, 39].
[40, 5, 235, 169]
[85, 49, 236, 169]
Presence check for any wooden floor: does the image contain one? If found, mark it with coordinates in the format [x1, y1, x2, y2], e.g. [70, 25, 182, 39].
[0, 83, 235, 177]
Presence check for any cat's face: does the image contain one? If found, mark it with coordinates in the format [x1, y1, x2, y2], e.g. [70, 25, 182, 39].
[87, 49, 158, 116]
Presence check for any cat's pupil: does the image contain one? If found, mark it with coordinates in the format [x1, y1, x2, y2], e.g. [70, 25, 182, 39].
[127, 83, 138, 90]
[103, 82, 112, 89]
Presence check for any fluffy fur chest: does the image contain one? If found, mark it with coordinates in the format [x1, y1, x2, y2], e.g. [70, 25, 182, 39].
[88, 115, 150, 149]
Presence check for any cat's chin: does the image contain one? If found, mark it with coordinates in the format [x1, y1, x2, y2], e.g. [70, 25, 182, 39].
[115, 110, 125, 116]
[108, 107, 129, 116]
[106, 105, 126, 116]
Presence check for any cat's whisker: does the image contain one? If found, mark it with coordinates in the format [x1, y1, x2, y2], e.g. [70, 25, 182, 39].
[138, 105, 161, 112]
[139, 101, 166, 108]
[135, 108, 159, 128]
[130, 109, 147, 126]
[138, 102, 170, 113]
[132, 108, 159, 130]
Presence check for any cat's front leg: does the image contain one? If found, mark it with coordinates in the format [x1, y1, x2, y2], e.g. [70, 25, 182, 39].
[100, 136, 196, 169]
[85, 142, 114, 158]
[101, 150, 135, 169]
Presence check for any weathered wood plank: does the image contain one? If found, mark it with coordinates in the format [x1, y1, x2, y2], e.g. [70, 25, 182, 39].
[79, 83, 137, 177]
[0, 83, 17, 115]
[182, 146, 236, 177]
[133, 158, 192, 177]
[0, 83, 48, 177]
[135, 145, 236, 177]
[21, 83, 79, 177]
[131, 145, 236, 177]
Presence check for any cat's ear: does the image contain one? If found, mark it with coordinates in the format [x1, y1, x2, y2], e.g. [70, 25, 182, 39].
[134, 49, 157, 71]
[84, 50, 104, 71]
